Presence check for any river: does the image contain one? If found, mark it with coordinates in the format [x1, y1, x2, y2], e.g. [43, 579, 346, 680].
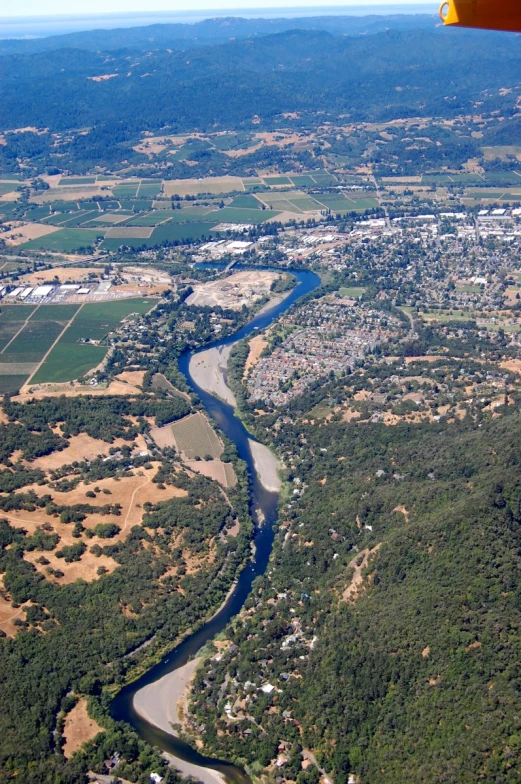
[110, 267, 321, 784]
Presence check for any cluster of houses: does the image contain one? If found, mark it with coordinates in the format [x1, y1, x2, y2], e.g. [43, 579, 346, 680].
[248, 301, 402, 405]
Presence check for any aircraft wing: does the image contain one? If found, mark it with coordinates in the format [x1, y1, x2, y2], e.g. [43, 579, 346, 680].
[440, 0, 521, 33]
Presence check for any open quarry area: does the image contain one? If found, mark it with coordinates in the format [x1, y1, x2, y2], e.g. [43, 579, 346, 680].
[186, 270, 280, 310]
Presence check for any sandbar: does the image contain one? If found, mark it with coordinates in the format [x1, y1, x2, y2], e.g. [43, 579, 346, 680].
[189, 345, 236, 407]
[134, 659, 225, 784]
[248, 439, 281, 492]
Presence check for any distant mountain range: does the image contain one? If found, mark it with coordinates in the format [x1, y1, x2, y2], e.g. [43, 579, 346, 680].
[0, 12, 440, 55]
[0, 5, 437, 40]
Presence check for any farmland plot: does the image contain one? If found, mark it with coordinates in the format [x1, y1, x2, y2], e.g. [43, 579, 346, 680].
[171, 412, 223, 459]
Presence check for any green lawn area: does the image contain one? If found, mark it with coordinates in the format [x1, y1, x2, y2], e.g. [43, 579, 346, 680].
[21, 229, 103, 252]
[314, 190, 379, 213]
[59, 177, 97, 185]
[243, 177, 263, 188]
[0, 375, 31, 394]
[2, 320, 65, 364]
[348, 197, 380, 211]
[32, 304, 81, 321]
[126, 210, 179, 226]
[0, 202, 20, 218]
[264, 176, 292, 186]
[100, 220, 219, 250]
[0, 322, 24, 352]
[112, 184, 140, 198]
[207, 207, 279, 224]
[421, 310, 477, 322]
[0, 305, 37, 322]
[229, 194, 263, 209]
[290, 175, 316, 187]
[467, 188, 521, 199]
[120, 199, 154, 212]
[0, 183, 19, 196]
[137, 182, 163, 197]
[258, 197, 303, 213]
[338, 287, 366, 298]
[32, 298, 155, 383]
[288, 196, 323, 211]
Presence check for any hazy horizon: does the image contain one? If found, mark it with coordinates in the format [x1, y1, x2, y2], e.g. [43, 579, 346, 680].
[0, 4, 438, 40]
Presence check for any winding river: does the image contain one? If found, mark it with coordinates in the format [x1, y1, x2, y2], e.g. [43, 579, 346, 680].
[111, 267, 321, 784]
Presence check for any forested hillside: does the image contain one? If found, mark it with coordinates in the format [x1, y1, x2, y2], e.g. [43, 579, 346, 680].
[0, 28, 518, 132]
[187, 407, 521, 782]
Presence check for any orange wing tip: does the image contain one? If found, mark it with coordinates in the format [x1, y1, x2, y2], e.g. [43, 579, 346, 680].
[440, 0, 521, 33]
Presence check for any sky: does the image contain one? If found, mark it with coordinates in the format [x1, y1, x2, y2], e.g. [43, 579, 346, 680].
[1, 0, 431, 16]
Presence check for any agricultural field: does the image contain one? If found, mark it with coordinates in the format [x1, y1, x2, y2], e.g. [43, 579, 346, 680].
[0, 166, 385, 255]
[210, 207, 278, 224]
[99, 221, 219, 251]
[483, 146, 521, 161]
[465, 187, 521, 201]
[170, 412, 223, 459]
[317, 192, 379, 212]
[229, 194, 263, 209]
[163, 176, 245, 197]
[0, 303, 80, 393]
[21, 229, 102, 252]
[337, 286, 367, 298]
[0, 182, 20, 197]
[30, 298, 156, 384]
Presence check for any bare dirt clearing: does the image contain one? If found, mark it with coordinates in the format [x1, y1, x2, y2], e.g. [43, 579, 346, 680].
[17, 267, 100, 286]
[244, 333, 268, 376]
[26, 433, 129, 471]
[393, 505, 410, 523]
[63, 698, 103, 759]
[186, 270, 278, 310]
[149, 421, 177, 449]
[33, 188, 107, 204]
[114, 370, 145, 388]
[163, 176, 244, 197]
[185, 459, 237, 488]
[2, 223, 60, 246]
[0, 583, 27, 637]
[17, 377, 144, 399]
[342, 544, 382, 603]
[24, 548, 118, 584]
[501, 359, 521, 374]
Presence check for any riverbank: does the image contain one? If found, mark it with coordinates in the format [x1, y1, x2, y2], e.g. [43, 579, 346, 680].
[134, 659, 227, 784]
[163, 751, 225, 784]
[112, 268, 322, 784]
[189, 343, 281, 493]
[134, 658, 200, 737]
